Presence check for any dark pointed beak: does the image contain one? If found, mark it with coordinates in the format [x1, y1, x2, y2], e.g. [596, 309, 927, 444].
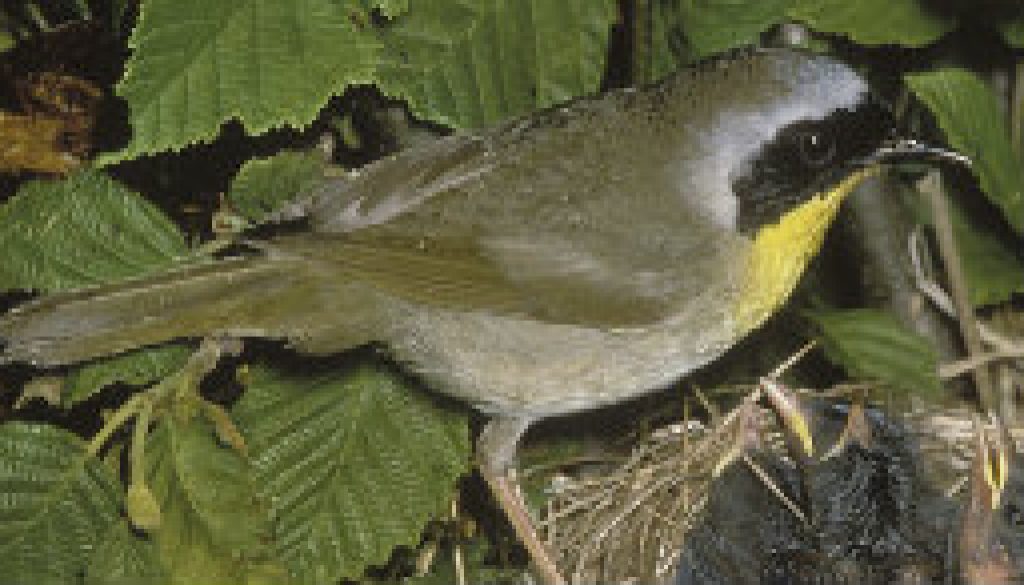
[857, 139, 972, 169]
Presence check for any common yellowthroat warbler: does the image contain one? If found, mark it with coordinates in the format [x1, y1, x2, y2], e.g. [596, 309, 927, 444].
[0, 49, 966, 584]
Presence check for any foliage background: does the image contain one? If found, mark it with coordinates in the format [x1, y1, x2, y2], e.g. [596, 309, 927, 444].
[0, 0, 1022, 583]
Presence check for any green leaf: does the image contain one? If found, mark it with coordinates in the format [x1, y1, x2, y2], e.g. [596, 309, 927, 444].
[102, 0, 380, 165]
[84, 520, 167, 585]
[0, 422, 124, 583]
[233, 364, 470, 585]
[146, 416, 277, 585]
[999, 19, 1024, 47]
[906, 68, 1024, 235]
[228, 150, 327, 224]
[0, 9, 15, 54]
[63, 345, 192, 406]
[0, 169, 190, 293]
[0, 170, 196, 403]
[632, 0, 684, 83]
[674, 0, 790, 60]
[376, 0, 618, 129]
[788, 0, 952, 47]
[371, 0, 409, 19]
[642, 0, 951, 71]
[104, 0, 617, 162]
[807, 309, 941, 394]
[948, 198, 1024, 307]
[900, 177, 1023, 308]
[0, 31, 13, 54]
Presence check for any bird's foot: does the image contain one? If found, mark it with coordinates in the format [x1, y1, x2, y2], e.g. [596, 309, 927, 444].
[478, 416, 566, 585]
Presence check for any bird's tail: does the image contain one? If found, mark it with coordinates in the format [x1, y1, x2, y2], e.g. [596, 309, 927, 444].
[0, 255, 372, 366]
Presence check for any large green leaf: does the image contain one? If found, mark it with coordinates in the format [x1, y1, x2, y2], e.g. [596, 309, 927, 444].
[0, 422, 125, 583]
[640, 0, 952, 69]
[228, 150, 328, 224]
[376, 0, 617, 129]
[632, 0, 789, 76]
[102, 0, 380, 164]
[948, 198, 1024, 307]
[808, 309, 941, 395]
[0, 170, 194, 404]
[104, 0, 617, 162]
[63, 345, 193, 406]
[630, 0, 684, 83]
[907, 69, 1024, 235]
[675, 0, 790, 60]
[901, 178, 1023, 308]
[145, 416, 279, 585]
[788, 0, 952, 47]
[84, 520, 166, 585]
[0, 170, 189, 292]
[233, 364, 470, 585]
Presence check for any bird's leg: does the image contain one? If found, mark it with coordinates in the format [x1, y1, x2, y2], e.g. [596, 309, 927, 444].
[477, 416, 566, 585]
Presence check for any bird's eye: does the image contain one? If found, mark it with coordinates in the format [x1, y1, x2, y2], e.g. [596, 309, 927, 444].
[795, 129, 836, 167]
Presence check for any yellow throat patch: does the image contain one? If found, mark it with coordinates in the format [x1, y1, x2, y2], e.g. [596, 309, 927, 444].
[734, 167, 878, 333]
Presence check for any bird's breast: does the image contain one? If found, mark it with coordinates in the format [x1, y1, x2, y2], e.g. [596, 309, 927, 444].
[387, 280, 746, 419]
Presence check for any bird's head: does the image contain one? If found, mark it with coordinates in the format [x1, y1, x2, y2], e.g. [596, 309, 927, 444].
[679, 50, 970, 333]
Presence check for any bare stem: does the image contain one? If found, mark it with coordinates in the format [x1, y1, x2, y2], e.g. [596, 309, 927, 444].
[920, 173, 995, 412]
[130, 398, 154, 486]
[86, 392, 146, 457]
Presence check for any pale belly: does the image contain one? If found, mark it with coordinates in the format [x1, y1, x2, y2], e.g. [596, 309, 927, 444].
[387, 286, 743, 419]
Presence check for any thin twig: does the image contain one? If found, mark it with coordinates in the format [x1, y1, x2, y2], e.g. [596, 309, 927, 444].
[129, 397, 153, 487]
[945, 474, 969, 499]
[693, 386, 719, 421]
[543, 343, 821, 582]
[910, 228, 1022, 353]
[939, 348, 1024, 380]
[741, 454, 808, 524]
[1012, 61, 1024, 159]
[999, 364, 1019, 425]
[26, 3, 51, 31]
[86, 392, 147, 456]
[452, 497, 466, 585]
[413, 540, 437, 577]
[919, 173, 995, 412]
[771, 340, 817, 379]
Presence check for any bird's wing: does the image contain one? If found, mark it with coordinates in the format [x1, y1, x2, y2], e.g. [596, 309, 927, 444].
[278, 112, 748, 327]
[301, 134, 495, 233]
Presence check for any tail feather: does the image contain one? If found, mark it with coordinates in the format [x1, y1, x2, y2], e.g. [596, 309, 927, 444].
[0, 256, 378, 366]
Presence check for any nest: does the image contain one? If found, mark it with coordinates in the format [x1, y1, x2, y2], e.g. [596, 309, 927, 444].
[538, 382, 1022, 584]
[538, 384, 790, 583]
